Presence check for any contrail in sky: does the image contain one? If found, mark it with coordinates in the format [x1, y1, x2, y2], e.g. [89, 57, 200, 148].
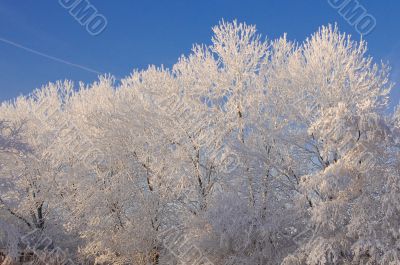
[0, 37, 102, 75]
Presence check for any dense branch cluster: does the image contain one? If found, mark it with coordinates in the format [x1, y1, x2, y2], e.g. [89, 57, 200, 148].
[0, 21, 399, 265]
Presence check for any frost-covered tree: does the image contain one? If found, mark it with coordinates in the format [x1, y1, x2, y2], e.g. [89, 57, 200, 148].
[0, 21, 398, 265]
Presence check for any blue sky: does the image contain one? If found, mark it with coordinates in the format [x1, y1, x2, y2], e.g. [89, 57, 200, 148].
[0, 0, 399, 108]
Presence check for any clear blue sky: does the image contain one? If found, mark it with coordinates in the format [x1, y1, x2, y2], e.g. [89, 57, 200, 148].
[0, 0, 399, 108]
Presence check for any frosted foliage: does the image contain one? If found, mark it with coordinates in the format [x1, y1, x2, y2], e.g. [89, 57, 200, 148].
[0, 21, 397, 265]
